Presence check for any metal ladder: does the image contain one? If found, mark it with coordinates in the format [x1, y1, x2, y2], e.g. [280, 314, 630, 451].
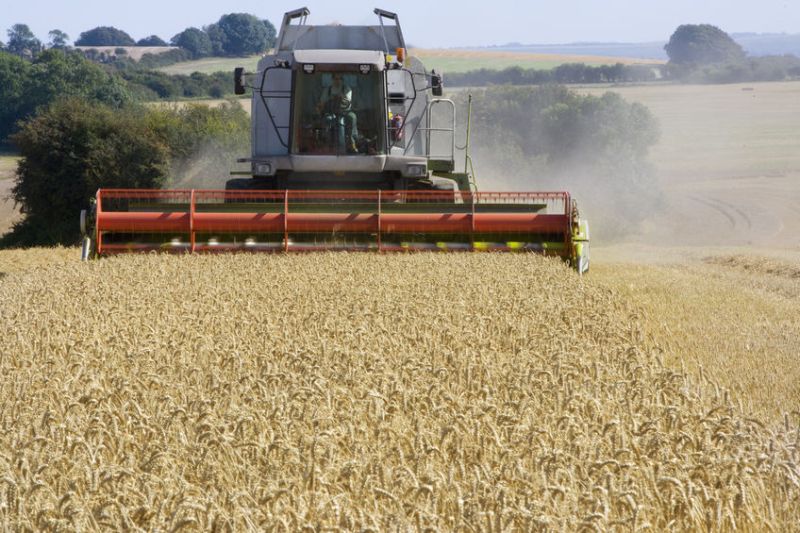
[423, 99, 456, 172]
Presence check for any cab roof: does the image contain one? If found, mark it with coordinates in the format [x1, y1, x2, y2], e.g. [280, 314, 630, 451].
[292, 49, 386, 70]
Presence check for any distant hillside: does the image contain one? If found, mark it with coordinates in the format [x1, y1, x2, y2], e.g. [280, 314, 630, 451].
[483, 33, 800, 60]
[160, 49, 660, 76]
[483, 42, 667, 61]
[731, 33, 800, 57]
[156, 33, 799, 77]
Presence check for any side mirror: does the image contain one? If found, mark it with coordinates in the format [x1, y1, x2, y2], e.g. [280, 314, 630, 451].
[431, 70, 443, 96]
[234, 67, 246, 95]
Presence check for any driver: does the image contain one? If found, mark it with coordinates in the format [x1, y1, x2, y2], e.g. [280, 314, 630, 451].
[317, 73, 358, 153]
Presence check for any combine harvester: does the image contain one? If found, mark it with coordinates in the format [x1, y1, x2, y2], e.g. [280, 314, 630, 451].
[80, 7, 589, 273]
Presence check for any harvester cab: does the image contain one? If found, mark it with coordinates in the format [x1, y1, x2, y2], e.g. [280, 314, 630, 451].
[80, 7, 589, 274]
[228, 7, 464, 193]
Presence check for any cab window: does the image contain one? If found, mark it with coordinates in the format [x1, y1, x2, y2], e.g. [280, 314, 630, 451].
[292, 70, 385, 155]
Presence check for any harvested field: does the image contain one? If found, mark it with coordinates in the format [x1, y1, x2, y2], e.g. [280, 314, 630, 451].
[159, 55, 263, 76]
[1, 252, 798, 530]
[0, 156, 16, 180]
[0, 155, 20, 235]
[577, 82, 800, 250]
[74, 46, 178, 62]
[407, 48, 661, 73]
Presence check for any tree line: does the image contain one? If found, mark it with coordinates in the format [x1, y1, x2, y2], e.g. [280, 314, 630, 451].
[443, 25, 800, 87]
[0, 48, 237, 146]
[7, 20, 799, 89]
[2, 13, 277, 59]
[0, 50, 129, 142]
[2, 24, 69, 57]
[0, 48, 250, 245]
[445, 25, 800, 87]
[445, 63, 660, 87]
[0, 40, 251, 246]
[662, 24, 800, 83]
[7, 97, 250, 246]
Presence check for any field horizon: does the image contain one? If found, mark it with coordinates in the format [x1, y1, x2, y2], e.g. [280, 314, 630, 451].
[159, 47, 664, 76]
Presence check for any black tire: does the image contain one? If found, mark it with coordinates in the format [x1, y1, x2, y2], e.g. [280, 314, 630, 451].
[225, 177, 277, 191]
[224, 178, 279, 205]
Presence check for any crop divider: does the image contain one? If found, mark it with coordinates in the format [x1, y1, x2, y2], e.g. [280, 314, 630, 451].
[283, 189, 289, 252]
[377, 190, 382, 252]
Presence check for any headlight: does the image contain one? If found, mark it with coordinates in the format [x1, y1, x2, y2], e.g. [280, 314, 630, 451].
[406, 164, 427, 177]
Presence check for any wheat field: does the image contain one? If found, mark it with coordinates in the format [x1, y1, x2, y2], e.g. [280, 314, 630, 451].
[1, 251, 798, 531]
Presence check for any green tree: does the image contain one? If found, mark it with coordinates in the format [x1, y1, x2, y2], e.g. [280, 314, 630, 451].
[25, 50, 129, 110]
[48, 29, 69, 49]
[136, 35, 168, 46]
[75, 26, 135, 46]
[0, 51, 31, 141]
[146, 101, 250, 187]
[204, 23, 226, 56]
[171, 27, 213, 58]
[262, 19, 277, 49]
[0, 49, 129, 142]
[9, 99, 170, 244]
[6, 99, 250, 244]
[665, 24, 746, 65]
[7, 24, 42, 56]
[209, 13, 269, 56]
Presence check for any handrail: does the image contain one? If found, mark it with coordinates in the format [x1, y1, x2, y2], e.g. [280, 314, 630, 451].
[386, 68, 419, 153]
[425, 98, 456, 165]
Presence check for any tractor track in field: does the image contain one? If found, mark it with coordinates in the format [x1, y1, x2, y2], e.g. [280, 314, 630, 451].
[709, 197, 753, 230]
[687, 194, 740, 230]
[685, 192, 758, 240]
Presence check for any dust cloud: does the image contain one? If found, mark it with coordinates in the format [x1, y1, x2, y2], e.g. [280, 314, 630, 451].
[574, 82, 800, 252]
[446, 87, 663, 243]
[473, 146, 663, 243]
[448, 82, 800, 253]
[167, 140, 249, 189]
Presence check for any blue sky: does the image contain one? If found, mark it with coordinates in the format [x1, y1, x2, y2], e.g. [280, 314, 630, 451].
[4, 0, 800, 48]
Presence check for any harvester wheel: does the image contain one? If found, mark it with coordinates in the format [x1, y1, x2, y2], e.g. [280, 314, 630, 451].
[225, 178, 278, 204]
[225, 177, 277, 191]
[399, 176, 457, 204]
